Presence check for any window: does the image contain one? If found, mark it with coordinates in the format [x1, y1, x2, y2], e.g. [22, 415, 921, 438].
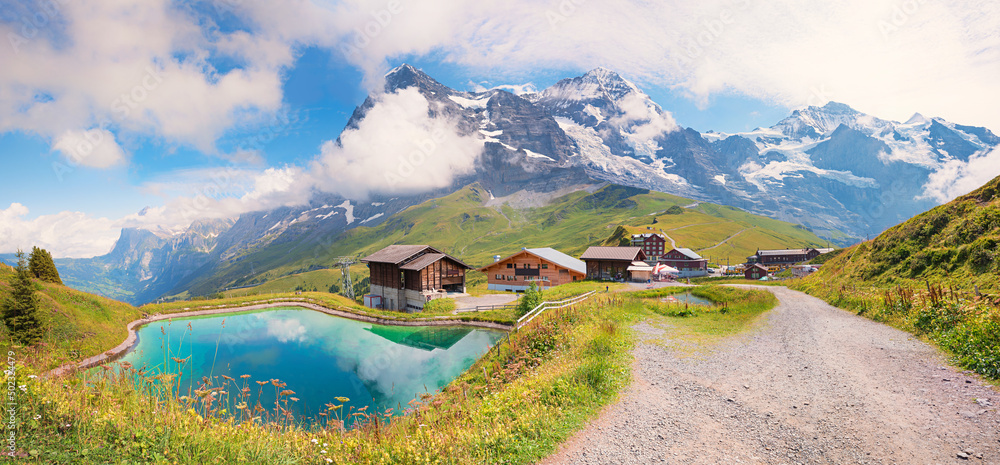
[524, 263, 530, 269]
[506, 263, 513, 269]
[541, 264, 548, 269]
[496, 274, 500, 280]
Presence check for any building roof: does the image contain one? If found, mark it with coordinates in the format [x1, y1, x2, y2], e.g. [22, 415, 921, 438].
[748, 263, 769, 271]
[362, 245, 439, 264]
[362, 245, 472, 270]
[579, 246, 644, 261]
[813, 248, 835, 254]
[756, 249, 810, 256]
[526, 248, 586, 274]
[631, 233, 665, 239]
[399, 253, 447, 271]
[671, 248, 703, 260]
[478, 247, 586, 274]
[627, 264, 653, 272]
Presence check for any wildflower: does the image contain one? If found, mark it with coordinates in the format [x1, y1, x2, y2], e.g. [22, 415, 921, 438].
[320, 450, 327, 455]
[18, 385, 27, 393]
[33, 415, 41, 420]
[325, 459, 332, 464]
[27, 375, 37, 379]
[311, 439, 319, 445]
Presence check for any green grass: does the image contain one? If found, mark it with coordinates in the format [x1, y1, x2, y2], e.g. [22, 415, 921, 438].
[636, 285, 778, 351]
[0, 266, 142, 370]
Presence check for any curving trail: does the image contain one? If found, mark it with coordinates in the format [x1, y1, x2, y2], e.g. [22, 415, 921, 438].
[542, 286, 1000, 464]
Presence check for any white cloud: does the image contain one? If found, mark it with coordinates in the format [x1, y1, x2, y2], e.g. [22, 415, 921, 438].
[921, 147, 1000, 203]
[0, 203, 119, 258]
[0, 0, 289, 160]
[52, 128, 126, 168]
[310, 87, 482, 199]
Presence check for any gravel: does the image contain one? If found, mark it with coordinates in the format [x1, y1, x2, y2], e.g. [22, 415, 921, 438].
[541, 286, 1000, 464]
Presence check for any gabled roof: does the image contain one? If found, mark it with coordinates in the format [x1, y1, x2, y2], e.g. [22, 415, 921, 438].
[399, 253, 447, 271]
[670, 248, 703, 260]
[362, 245, 472, 270]
[580, 246, 644, 261]
[479, 248, 586, 275]
[362, 245, 439, 264]
[748, 263, 769, 271]
[526, 248, 586, 274]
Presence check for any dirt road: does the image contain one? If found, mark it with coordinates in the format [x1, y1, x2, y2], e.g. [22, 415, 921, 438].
[542, 286, 1000, 464]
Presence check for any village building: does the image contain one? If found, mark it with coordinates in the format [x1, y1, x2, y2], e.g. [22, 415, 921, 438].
[630, 233, 667, 260]
[745, 263, 769, 280]
[479, 247, 586, 292]
[746, 248, 834, 266]
[361, 245, 472, 312]
[659, 248, 709, 277]
[580, 246, 647, 281]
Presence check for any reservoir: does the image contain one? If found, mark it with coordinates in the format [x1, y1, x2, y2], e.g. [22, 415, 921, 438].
[118, 307, 505, 423]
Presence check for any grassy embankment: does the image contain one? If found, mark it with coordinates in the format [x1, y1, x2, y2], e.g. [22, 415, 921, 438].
[9, 284, 777, 464]
[794, 176, 1000, 379]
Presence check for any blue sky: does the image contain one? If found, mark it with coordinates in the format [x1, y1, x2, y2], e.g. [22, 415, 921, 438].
[1, 0, 998, 257]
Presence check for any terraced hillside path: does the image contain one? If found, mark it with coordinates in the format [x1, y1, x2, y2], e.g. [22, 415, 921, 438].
[542, 286, 1000, 465]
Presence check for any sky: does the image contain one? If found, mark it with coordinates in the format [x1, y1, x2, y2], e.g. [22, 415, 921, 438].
[0, 0, 999, 258]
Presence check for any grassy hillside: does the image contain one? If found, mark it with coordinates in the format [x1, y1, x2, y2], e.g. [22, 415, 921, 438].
[0, 265, 142, 368]
[177, 183, 830, 298]
[803, 175, 1000, 291]
[794, 175, 1000, 378]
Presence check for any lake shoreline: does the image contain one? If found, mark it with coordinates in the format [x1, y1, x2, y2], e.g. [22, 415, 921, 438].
[45, 301, 512, 378]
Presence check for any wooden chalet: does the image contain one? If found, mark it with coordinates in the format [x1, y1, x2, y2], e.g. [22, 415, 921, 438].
[660, 248, 709, 277]
[745, 263, 769, 280]
[579, 246, 647, 281]
[479, 247, 586, 292]
[361, 245, 472, 312]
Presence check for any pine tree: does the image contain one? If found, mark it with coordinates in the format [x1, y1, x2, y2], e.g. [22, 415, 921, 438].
[28, 246, 62, 285]
[2, 250, 44, 345]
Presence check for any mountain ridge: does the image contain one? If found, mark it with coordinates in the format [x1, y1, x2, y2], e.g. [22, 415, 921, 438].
[30, 65, 999, 304]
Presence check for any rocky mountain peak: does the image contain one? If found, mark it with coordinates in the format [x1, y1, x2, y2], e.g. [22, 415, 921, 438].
[382, 63, 452, 96]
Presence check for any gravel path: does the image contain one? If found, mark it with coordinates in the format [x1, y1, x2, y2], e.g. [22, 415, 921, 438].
[542, 286, 1000, 464]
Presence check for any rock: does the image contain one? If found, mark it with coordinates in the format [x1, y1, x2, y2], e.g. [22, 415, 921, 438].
[957, 452, 969, 460]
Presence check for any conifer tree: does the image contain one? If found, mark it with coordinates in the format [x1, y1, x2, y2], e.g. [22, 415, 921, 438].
[28, 246, 62, 285]
[2, 250, 44, 345]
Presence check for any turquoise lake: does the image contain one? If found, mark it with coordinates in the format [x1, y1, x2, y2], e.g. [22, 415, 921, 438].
[118, 307, 505, 422]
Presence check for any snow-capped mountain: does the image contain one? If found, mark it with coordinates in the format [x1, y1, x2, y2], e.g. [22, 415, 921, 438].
[48, 64, 1000, 304]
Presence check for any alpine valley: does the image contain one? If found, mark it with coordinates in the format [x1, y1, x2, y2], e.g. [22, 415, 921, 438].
[21, 65, 999, 305]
